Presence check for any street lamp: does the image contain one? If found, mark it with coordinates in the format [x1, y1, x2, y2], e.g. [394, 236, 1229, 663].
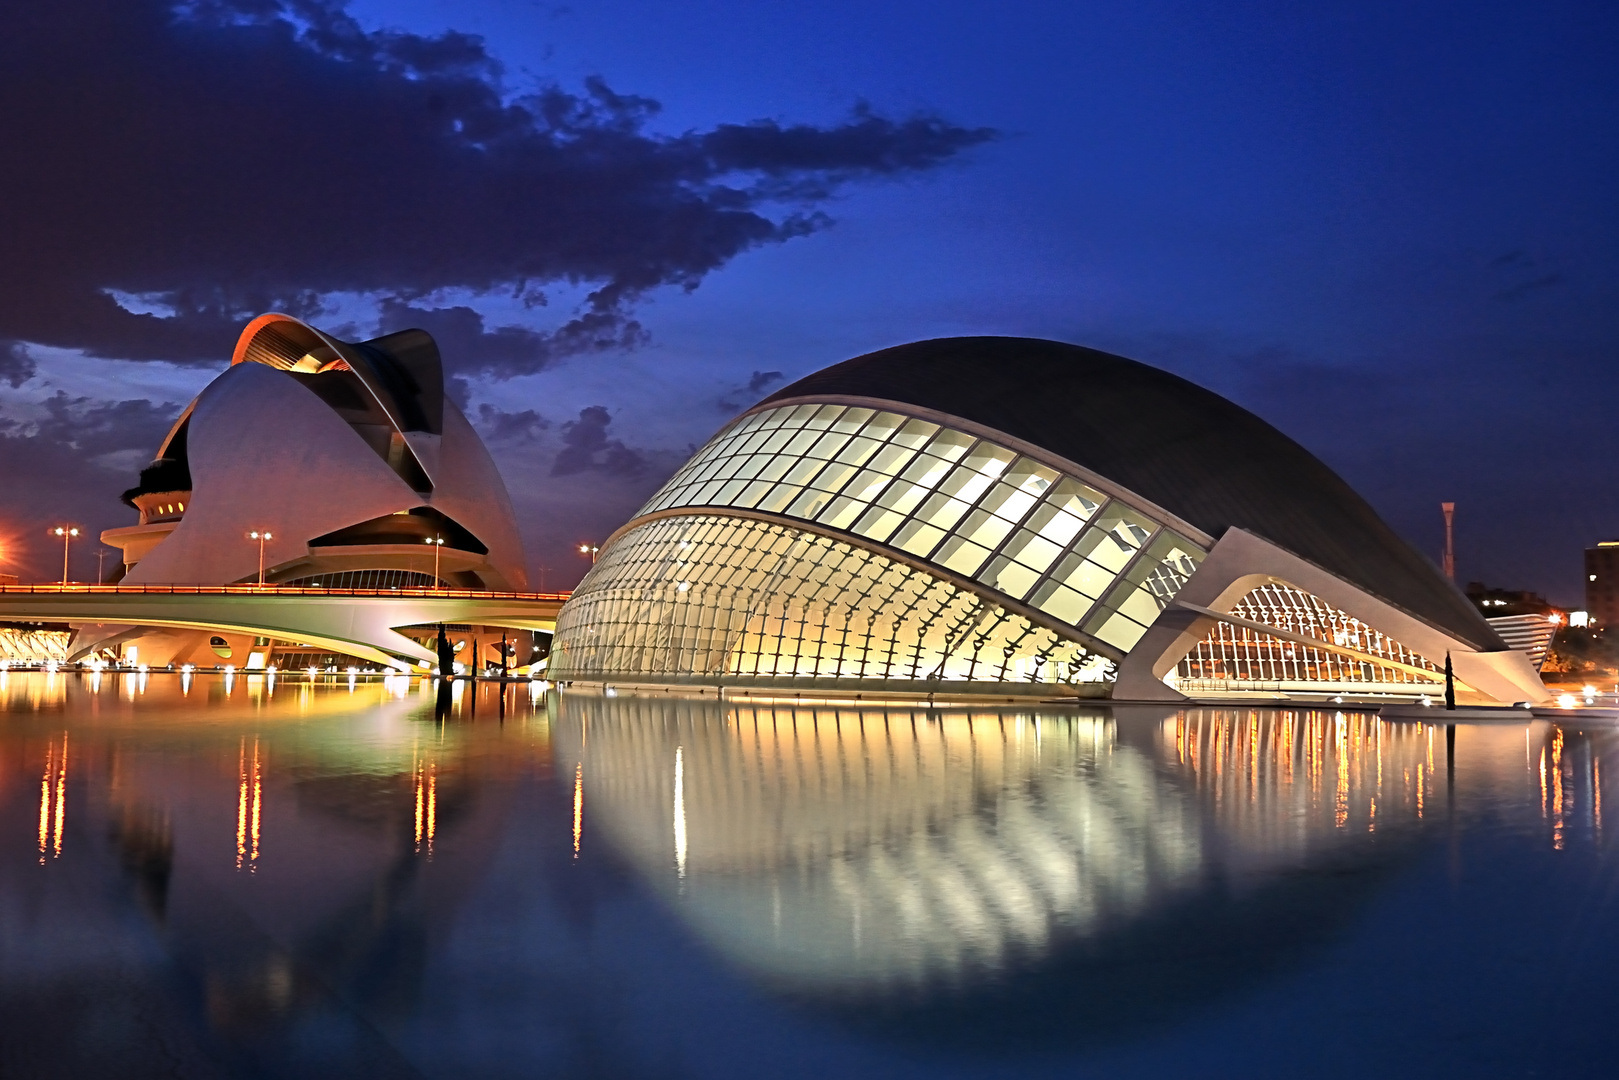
[424, 536, 445, 588]
[247, 530, 273, 586]
[51, 526, 80, 585]
[578, 543, 600, 564]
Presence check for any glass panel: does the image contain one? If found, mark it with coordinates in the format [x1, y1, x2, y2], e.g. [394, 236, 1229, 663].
[866, 442, 918, 476]
[876, 479, 928, 516]
[893, 520, 945, 558]
[935, 537, 992, 577]
[787, 489, 833, 519]
[958, 508, 1014, 550]
[937, 464, 996, 505]
[759, 427, 798, 455]
[734, 479, 776, 508]
[925, 429, 975, 462]
[978, 481, 1037, 524]
[806, 431, 851, 460]
[1031, 581, 1094, 625]
[808, 404, 845, 427]
[1001, 529, 1063, 573]
[756, 484, 800, 514]
[1003, 459, 1059, 495]
[914, 491, 972, 532]
[834, 435, 883, 467]
[810, 461, 859, 493]
[860, 411, 904, 442]
[852, 506, 906, 543]
[782, 428, 823, 457]
[891, 418, 939, 450]
[1052, 552, 1116, 599]
[898, 453, 953, 490]
[842, 468, 893, 503]
[1113, 585, 1165, 627]
[714, 478, 749, 505]
[781, 456, 826, 487]
[1093, 611, 1150, 651]
[1071, 507, 1153, 573]
[983, 556, 1039, 600]
[1048, 478, 1103, 522]
[816, 495, 865, 531]
[826, 406, 871, 432]
[960, 442, 1015, 479]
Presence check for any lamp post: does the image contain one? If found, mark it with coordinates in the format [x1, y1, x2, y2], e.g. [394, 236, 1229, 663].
[424, 536, 445, 588]
[578, 543, 600, 564]
[51, 526, 80, 585]
[246, 530, 273, 586]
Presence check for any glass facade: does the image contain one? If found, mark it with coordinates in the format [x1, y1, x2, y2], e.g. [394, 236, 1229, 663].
[279, 569, 445, 590]
[1175, 584, 1443, 692]
[638, 403, 1206, 652]
[551, 514, 1113, 686]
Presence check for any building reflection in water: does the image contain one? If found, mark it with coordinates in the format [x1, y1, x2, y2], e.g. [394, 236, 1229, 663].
[555, 695, 1460, 1002]
[2, 670, 1616, 1072]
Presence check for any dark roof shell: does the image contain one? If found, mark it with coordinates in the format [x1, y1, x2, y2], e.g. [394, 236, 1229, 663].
[762, 337, 1500, 650]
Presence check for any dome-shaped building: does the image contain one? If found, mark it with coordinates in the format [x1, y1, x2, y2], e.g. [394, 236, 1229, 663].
[551, 338, 1545, 705]
[91, 314, 531, 668]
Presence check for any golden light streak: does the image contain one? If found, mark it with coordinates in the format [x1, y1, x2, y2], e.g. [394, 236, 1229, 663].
[426, 764, 437, 858]
[51, 732, 67, 857]
[674, 745, 687, 878]
[37, 739, 55, 862]
[1552, 728, 1565, 851]
[236, 738, 262, 870]
[1595, 756, 1603, 838]
[572, 762, 583, 858]
[414, 759, 425, 852]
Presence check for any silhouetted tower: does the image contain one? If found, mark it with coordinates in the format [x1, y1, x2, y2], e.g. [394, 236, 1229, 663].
[1441, 502, 1456, 581]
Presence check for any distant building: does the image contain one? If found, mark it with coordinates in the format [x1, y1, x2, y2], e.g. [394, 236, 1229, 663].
[1465, 582, 1557, 618]
[1585, 542, 1619, 628]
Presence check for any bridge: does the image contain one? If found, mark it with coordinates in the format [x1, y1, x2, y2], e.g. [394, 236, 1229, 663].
[0, 584, 569, 669]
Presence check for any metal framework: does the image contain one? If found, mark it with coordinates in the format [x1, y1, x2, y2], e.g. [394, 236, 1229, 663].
[552, 514, 1112, 686]
[1175, 583, 1443, 692]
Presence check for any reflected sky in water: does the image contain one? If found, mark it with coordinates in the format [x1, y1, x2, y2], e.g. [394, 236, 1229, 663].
[2, 672, 1617, 1077]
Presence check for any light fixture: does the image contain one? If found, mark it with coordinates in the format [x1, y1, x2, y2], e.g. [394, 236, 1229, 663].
[50, 525, 80, 585]
[246, 529, 273, 586]
[424, 535, 446, 588]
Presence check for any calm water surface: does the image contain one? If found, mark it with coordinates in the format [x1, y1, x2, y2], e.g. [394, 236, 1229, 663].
[1, 671, 1615, 1077]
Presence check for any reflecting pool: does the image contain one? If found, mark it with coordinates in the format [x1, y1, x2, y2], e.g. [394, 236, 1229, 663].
[2, 672, 1617, 1077]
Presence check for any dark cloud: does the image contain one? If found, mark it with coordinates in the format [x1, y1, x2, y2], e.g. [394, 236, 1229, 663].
[0, 0, 994, 373]
[717, 369, 784, 413]
[475, 403, 549, 443]
[551, 406, 645, 478]
[0, 344, 34, 389]
[0, 394, 181, 580]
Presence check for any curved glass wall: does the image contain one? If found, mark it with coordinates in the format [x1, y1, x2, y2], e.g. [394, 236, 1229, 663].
[551, 514, 1113, 686]
[637, 402, 1206, 652]
[279, 569, 445, 590]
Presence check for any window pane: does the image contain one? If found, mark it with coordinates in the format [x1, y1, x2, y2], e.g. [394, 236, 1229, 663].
[899, 453, 953, 489]
[860, 412, 905, 442]
[781, 456, 826, 487]
[782, 428, 822, 457]
[834, 435, 882, 467]
[959, 507, 1014, 549]
[831, 407, 875, 433]
[1112, 585, 1164, 626]
[936, 536, 992, 576]
[937, 464, 995, 505]
[757, 484, 800, 514]
[891, 418, 939, 450]
[734, 479, 775, 508]
[915, 491, 972, 531]
[1093, 611, 1150, 651]
[1003, 459, 1059, 496]
[925, 429, 975, 462]
[1032, 581, 1094, 625]
[853, 506, 906, 543]
[842, 468, 893, 503]
[817, 495, 865, 530]
[893, 520, 945, 558]
[1048, 478, 1103, 521]
[1053, 553, 1116, 598]
[807, 431, 851, 460]
[1002, 529, 1063, 573]
[876, 479, 928, 516]
[984, 556, 1039, 600]
[787, 489, 832, 519]
[979, 481, 1037, 524]
[960, 442, 1015, 479]
[810, 461, 858, 494]
[867, 442, 918, 476]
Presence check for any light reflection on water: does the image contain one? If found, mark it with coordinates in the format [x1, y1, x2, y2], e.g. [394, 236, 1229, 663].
[0, 673, 1616, 1077]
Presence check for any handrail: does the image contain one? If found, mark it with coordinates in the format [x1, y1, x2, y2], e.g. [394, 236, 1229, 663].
[0, 583, 571, 602]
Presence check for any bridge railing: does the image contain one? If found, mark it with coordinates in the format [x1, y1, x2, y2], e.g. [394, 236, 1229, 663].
[0, 583, 571, 602]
